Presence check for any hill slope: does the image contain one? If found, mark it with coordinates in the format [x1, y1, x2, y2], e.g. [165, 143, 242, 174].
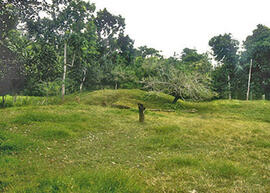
[1, 89, 270, 192]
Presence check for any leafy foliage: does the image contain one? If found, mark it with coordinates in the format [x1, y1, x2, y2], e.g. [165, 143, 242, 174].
[243, 24, 270, 99]
[1, 0, 270, 102]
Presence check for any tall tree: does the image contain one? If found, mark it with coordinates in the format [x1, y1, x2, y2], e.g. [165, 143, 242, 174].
[26, 0, 96, 98]
[243, 24, 270, 99]
[94, 8, 127, 87]
[0, 0, 43, 104]
[117, 33, 135, 65]
[209, 33, 239, 99]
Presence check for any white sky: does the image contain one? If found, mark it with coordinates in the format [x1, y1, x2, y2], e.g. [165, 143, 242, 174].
[94, 0, 270, 57]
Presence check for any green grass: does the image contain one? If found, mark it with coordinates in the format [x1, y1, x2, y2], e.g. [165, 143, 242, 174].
[19, 169, 145, 193]
[0, 89, 270, 192]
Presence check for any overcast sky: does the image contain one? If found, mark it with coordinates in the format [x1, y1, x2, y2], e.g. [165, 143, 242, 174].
[94, 0, 270, 57]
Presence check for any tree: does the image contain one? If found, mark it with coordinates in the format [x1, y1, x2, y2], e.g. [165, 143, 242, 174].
[180, 48, 212, 74]
[94, 8, 130, 87]
[3, 30, 62, 96]
[243, 24, 270, 99]
[181, 48, 204, 63]
[136, 46, 162, 58]
[0, 1, 38, 105]
[26, 0, 96, 98]
[111, 64, 137, 89]
[0, 46, 24, 106]
[117, 33, 135, 65]
[0, 0, 45, 40]
[95, 8, 125, 48]
[209, 34, 239, 99]
[67, 21, 98, 92]
[143, 65, 215, 103]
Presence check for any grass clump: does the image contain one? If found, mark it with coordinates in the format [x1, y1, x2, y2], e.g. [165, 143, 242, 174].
[155, 155, 200, 171]
[153, 125, 180, 135]
[248, 139, 270, 148]
[13, 112, 87, 125]
[74, 170, 146, 193]
[0, 131, 33, 154]
[36, 177, 71, 193]
[205, 161, 250, 179]
[19, 170, 147, 193]
[142, 135, 183, 150]
[36, 128, 74, 140]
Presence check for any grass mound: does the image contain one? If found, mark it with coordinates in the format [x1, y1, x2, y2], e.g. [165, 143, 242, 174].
[72, 89, 179, 110]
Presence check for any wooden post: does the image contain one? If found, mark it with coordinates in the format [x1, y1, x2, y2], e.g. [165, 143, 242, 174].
[138, 103, 145, 122]
[246, 59, 253, 100]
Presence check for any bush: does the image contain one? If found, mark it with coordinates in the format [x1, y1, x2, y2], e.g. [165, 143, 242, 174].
[24, 80, 62, 96]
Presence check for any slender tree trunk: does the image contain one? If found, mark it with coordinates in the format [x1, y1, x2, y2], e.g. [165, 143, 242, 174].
[228, 74, 231, 100]
[172, 96, 180, 104]
[80, 68, 87, 93]
[2, 96, 5, 107]
[246, 59, 253, 100]
[13, 94, 17, 104]
[62, 42, 67, 101]
[71, 53, 75, 67]
[115, 82, 118, 90]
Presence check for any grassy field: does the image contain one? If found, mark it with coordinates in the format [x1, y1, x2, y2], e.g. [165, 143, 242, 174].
[1, 89, 270, 193]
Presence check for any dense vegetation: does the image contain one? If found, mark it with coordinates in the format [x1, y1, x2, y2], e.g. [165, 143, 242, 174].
[0, 89, 270, 192]
[1, 1, 270, 192]
[1, 0, 270, 103]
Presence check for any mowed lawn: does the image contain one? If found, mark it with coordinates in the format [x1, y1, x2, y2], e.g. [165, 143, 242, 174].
[0, 89, 270, 193]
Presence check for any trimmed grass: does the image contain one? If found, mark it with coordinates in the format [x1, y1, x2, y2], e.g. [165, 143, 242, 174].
[0, 89, 270, 192]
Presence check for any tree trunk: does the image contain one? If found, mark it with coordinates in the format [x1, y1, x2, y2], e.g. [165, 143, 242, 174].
[246, 59, 253, 100]
[115, 83, 118, 90]
[13, 94, 17, 104]
[228, 74, 231, 100]
[80, 68, 86, 93]
[138, 103, 145, 122]
[62, 42, 67, 101]
[2, 96, 5, 107]
[71, 53, 75, 67]
[265, 92, 270, 100]
[172, 96, 180, 104]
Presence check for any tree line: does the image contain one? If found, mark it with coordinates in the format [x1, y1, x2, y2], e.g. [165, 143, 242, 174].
[1, 0, 270, 105]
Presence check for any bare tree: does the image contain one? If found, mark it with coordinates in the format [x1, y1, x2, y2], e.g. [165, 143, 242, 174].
[143, 67, 215, 103]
